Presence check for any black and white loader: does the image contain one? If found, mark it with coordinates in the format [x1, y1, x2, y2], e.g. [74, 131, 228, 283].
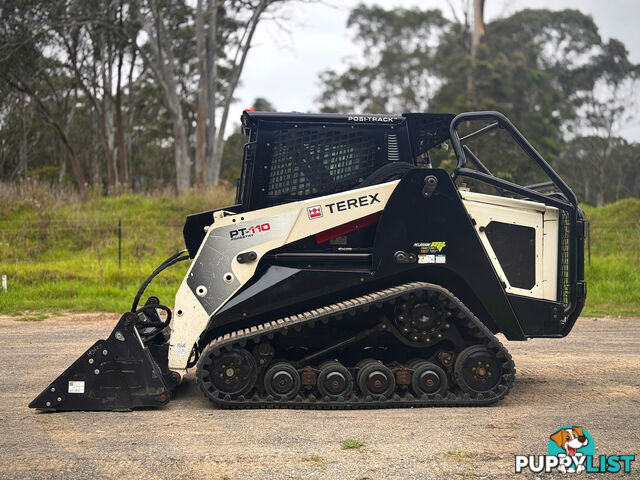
[30, 111, 586, 411]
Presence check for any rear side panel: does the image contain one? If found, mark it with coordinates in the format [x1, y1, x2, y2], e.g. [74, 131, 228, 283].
[460, 191, 559, 301]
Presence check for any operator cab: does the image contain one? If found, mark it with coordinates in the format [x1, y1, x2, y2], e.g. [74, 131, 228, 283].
[236, 111, 454, 211]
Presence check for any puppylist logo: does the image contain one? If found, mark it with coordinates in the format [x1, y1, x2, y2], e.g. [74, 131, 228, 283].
[515, 425, 635, 474]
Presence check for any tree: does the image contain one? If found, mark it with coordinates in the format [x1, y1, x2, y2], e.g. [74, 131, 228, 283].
[557, 136, 640, 205]
[0, 0, 89, 197]
[317, 6, 639, 193]
[0, 0, 145, 195]
[317, 6, 450, 113]
[138, 0, 277, 193]
[52, 0, 139, 190]
[571, 39, 639, 205]
[220, 97, 276, 182]
[0, 0, 289, 195]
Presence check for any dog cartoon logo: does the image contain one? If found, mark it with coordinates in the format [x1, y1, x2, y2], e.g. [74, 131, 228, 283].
[516, 425, 634, 474]
[548, 425, 594, 474]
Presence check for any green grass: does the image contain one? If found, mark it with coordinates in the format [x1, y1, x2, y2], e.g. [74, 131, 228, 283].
[0, 186, 638, 317]
[0, 185, 234, 315]
[582, 198, 640, 316]
[443, 449, 476, 464]
[13, 312, 47, 322]
[341, 439, 364, 450]
[305, 455, 325, 465]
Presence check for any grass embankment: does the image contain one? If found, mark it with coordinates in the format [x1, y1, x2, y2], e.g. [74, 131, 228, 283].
[582, 198, 640, 316]
[0, 186, 638, 316]
[0, 185, 235, 315]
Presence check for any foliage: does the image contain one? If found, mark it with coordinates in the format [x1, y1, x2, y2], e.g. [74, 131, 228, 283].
[556, 136, 640, 205]
[317, 6, 639, 195]
[0, 0, 281, 193]
[318, 6, 449, 113]
[341, 439, 364, 450]
[220, 131, 246, 183]
[219, 97, 275, 183]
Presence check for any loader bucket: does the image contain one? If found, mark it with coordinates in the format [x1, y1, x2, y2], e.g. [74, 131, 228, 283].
[29, 311, 173, 411]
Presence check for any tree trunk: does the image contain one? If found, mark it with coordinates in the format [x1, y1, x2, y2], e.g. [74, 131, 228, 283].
[18, 94, 31, 180]
[115, 92, 128, 187]
[113, 1, 129, 188]
[205, 0, 219, 185]
[145, 0, 193, 193]
[211, 0, 267, 184]
[584, 177, 590, 205]
[596, 157, 605, 207]
[173, 115, 191, 193]
[466, 0, 485, 105]
[31, 93, 87, 199]
[194, 0, 209, 186]
[126, 42, 137, 189]
[115, 47, 129, 187]
[58, 156, 67, 186]
[97, 20, 118, 190]
[472, 0, 486, 50]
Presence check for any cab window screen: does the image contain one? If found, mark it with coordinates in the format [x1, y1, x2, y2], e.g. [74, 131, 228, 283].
[266, 128, 377, 200]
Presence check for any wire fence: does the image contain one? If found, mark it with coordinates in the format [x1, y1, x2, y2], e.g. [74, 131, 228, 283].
[1, 218, 639, 270]
[0, 217, 187, 269]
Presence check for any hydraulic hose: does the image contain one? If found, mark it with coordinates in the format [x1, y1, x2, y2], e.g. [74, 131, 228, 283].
[133, 303, 173, 329]
[130, 250, 190, 312]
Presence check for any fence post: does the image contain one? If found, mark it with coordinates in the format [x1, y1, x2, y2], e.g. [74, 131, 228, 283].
[118, 218, 122, 270]
[1, 274, 6, 293]
[587, 221, 591, 266]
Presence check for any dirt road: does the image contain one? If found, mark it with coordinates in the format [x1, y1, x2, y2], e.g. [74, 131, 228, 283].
[0, 314, 638, 479]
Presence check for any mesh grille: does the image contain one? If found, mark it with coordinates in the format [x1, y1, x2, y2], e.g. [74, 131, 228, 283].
[559, 210, 570, 307]
[266, 128, 378, 200]
[405, 113, 455, 156]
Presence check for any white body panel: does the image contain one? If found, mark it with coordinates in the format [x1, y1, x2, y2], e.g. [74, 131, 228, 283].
[168, 182, 561, 372]
[168, 181, 398, 372]
[460, 191, 559, 300]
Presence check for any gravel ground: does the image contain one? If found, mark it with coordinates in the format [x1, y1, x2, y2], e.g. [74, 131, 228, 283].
[0, 313, 639, 480]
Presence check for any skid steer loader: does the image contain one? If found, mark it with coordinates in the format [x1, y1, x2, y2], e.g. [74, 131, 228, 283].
[30, 111, 586, 411]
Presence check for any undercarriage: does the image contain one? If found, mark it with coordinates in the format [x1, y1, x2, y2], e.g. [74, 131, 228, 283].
[196, 283, 515, 408]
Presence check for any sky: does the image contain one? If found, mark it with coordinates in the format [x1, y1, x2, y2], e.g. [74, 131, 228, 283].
[232, 0, 640, 141]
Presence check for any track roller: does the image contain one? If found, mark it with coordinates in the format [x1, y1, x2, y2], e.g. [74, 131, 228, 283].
[357, 360, 396, 398]
[410, 360, 448, 396]
[317, 361, 353, 400]
[264, 362, 301, 400]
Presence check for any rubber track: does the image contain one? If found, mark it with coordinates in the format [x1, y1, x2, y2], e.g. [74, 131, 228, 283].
[196, 282, 515, 409]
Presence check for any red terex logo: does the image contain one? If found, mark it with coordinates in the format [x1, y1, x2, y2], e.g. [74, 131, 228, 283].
[307, 205, 323, 220]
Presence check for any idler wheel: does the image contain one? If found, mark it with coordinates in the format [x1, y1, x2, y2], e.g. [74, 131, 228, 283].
[357, 360, 396, 398]
[264, 362, 301, 400]
[454, 345, 502, 394]
[199, 346, 257, 398]
[317, 361, 353, 400]
[411, 360, 448, 396]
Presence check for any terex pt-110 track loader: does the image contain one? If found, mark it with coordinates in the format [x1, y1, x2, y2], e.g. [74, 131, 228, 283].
[31, 111, 586, 411]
